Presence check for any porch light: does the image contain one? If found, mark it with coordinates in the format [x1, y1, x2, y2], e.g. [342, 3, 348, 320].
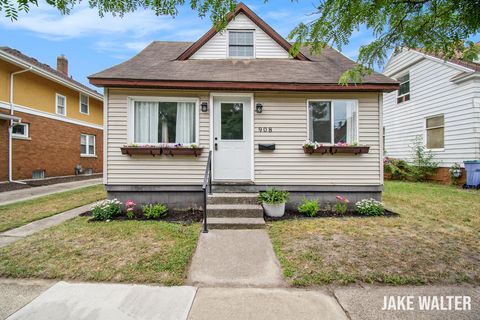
[255, 103, 263, 113]
[201, 101, 208, 112]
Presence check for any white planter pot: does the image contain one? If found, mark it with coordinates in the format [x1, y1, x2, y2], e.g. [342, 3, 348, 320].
[263, 202, 286, 217]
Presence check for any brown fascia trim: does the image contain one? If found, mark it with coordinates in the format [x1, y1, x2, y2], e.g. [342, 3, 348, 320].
[89, 78, 399, 92]
[177, 3, 309, 61]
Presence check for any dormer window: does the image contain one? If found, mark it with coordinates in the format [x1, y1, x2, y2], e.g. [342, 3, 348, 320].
[228, 30, 254, 58]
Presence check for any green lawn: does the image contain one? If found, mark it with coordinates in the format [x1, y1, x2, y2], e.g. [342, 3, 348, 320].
[268, 181, 480, 286]
[0, 217, 200, 285]
[0, 185, 106, 232]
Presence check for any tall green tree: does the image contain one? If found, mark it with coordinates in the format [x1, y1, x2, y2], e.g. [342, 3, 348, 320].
[2, 0, 479, 83]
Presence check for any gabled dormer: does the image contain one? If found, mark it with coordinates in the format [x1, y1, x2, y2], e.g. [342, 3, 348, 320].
[177, 3, 309, 61]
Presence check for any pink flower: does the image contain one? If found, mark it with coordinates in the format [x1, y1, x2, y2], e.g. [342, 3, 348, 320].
[335, 195, 349, 203]
[125, 199, 136, 208]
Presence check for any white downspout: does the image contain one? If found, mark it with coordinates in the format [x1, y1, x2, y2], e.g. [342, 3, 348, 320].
[8, 68, 32, 184]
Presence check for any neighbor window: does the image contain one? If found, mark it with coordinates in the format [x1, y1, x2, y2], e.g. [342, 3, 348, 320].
[81, 134, 96, 156]
[426, 115, 444, 149]
[80, 93, 89, 114]
[12, 123, 29, 138]
[32, 170, 45, 180]
[308, 100, 358, 144]
[56, 93, 66, 115]
[228, 30, 254, 58]
[133, 100, 197, 144]
[397, 73, 410, 103]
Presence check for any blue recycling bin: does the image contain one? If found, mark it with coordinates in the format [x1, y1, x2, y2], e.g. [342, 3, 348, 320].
[463, 160, 480, 188]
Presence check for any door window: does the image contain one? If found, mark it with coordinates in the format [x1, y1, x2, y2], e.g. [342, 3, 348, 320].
[221, 103, 243, 140]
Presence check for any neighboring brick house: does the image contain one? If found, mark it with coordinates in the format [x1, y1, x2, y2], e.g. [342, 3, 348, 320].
[0, 47, 103, 182]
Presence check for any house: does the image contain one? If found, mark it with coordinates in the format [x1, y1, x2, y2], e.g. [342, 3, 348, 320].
[383, 47, 480, 183]
[89, 3, 398, 211]
[0, 47, 104, 183]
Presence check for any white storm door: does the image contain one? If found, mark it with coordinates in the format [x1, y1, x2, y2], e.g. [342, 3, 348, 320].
[213, 96, 252, 180]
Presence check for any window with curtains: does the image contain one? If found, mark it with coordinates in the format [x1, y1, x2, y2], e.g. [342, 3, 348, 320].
[308, 100, 358, 144]
[133, 100, 196, 144]
[81, 134, 96, 156]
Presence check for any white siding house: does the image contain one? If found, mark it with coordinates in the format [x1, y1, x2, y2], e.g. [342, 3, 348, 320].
[383, 48, 480, 168]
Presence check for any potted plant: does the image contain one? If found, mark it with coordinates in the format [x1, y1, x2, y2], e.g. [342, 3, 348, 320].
[120, 144, 162, 156]
[449, 163, 462, 185]
[162, 143, 203, 157]
[302, 140, 329, 155]
[330, 142, 370, 154]
[258, 188, 289, 217]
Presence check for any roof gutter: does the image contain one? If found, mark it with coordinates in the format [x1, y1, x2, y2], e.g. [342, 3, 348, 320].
[0, 50, 103, 101]
[8, 68, 31, 184]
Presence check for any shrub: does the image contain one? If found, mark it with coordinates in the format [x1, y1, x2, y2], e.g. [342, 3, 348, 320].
[125, 199, 136, 219]
[91, 199, 122, 221]
[335, 195, 349, 214]
[258, 188, 289, 204]
[449, 163, 462, 185]
[410, 135, 438, 181]
[298, 198, 319, 217]
[142, 203, 168, 219]
[355, 199, 384, 216]
[384, 157, 414, 181]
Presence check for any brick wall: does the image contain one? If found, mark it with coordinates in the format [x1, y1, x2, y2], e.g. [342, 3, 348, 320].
[1, 109, 103, 181]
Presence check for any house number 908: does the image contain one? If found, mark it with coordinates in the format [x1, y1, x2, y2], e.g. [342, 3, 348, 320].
[258, 127, 273, 133]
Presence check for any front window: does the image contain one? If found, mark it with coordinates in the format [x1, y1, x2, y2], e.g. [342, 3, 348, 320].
[81, 134, 96, 156]
[397, 73, 410, 103]
[12, 123, 29, 138]
[80, 93, 89, 114]
[426, 115, 444, 149]
[133, 100, 196, 144]
[56, 94, 66, 115]
[308, 100, 358, 144]
[228, 30, 254, 58]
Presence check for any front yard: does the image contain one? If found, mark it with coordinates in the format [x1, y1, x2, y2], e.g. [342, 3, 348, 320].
[0, 217, 200, 285]
[268, 181, 480, 286]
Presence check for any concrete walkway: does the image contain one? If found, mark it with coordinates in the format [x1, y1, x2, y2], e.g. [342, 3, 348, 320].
[0, 178, 102, 206]
[0, 203, 94, 248]
[188, 230, 284, 287]
[2, 280, 479, 320]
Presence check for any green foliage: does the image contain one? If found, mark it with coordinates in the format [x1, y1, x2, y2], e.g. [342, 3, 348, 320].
[298, 198, 319, 217]
[91, 199, 122, 221]
[449, 163, 462, 185]
[142, 203, 168, 219]
[410, 135, 438, 182]
[258, 188, 289, 205]
[355, 199, 384, 216]
[126, 210, 135, 219]
[335, 202, 348, 214]
[384, 157, 414, 181]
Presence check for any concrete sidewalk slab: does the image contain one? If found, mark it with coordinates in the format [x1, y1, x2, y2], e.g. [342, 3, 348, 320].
[334, 285, 480, 320]
[188, 230, 284, 287]
[0, 279, 54, 320]
[0, 178, 102, 206]
[187, 287, 348, 320]
[7, 281, 197, 320]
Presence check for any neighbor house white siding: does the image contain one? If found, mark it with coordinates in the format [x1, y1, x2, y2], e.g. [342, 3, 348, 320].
[191, 13, 290, 59]
[106, 90, 382, 186]
[383, 49, 480, 167]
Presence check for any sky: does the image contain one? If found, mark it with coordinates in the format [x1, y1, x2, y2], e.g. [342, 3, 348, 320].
[1, 0, 478, 91]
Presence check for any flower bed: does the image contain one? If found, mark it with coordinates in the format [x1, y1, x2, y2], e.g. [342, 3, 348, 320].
[302, 140, 370, 155]
[121, 144, 203, 157]
[330, 145, 370, 155]
[264, 208, 398, 221]
[303, 146, 330, 155]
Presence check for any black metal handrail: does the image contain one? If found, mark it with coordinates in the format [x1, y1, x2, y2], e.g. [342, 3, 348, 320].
[201, 151, 212, 233]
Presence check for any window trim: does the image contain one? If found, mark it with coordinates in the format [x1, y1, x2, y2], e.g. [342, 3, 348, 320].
[55, 93, 67, 116]
[425, 114, 445, 151]
[127, 96, 200, 145]
[79, 93, 89, 115]
[80, 133, 96, 157]
[227, 29, 256, 59]
[11, 122, 29, 139]
[306, 99, 359, 145]
[396, 72, 410, 104]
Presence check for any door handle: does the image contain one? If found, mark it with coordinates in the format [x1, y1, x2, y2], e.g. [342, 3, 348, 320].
[214, 143, 218, 151]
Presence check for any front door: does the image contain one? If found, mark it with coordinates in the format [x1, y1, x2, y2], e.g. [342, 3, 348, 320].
[213, 96, 252, 181]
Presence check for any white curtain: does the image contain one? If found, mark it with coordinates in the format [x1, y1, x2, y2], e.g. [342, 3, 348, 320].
[345, 101, 357, 144]
[175, 102, 195, 144]
[134, 102, 159, 143]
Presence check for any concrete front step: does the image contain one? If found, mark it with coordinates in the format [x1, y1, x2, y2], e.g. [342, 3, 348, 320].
[207, 204, 264, 218]
[207, 218, 265, 229]
[207, 193, 258, 205]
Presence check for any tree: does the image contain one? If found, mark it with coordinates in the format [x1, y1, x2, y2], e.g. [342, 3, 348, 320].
[2, 0, 479, 83]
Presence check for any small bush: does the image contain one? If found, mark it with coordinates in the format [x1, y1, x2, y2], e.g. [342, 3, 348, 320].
[355, 199, 384, 216]
[298, 198, 319, 217]
[258, 188, 289, 204]
[142, 203, 168, 219]
[91, 199, 122, 221]
[334, 195, 349, 214]
[125, 199, 136, 219]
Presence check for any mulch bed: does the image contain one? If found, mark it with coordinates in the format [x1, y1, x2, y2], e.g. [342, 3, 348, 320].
[264, 209, 399, 221]
[80, 208, 203, 225]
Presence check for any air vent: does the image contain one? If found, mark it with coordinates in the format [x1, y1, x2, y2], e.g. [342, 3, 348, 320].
[32, 170, 45, 180]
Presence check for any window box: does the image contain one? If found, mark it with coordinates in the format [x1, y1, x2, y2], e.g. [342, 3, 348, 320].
[303, 146, 330, 155]
[121, 146, 162, 156]
[330, 146, 370, 155]
[162, 147, 203, 157]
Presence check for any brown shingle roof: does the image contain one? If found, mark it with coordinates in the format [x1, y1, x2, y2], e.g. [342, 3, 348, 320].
[0, 46, 102, 99]
[89, 41, 397, 88]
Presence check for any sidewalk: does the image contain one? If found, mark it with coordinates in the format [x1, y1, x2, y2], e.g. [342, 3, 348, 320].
[0, 178, 102, 206]
[1, 280, 478, 320]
